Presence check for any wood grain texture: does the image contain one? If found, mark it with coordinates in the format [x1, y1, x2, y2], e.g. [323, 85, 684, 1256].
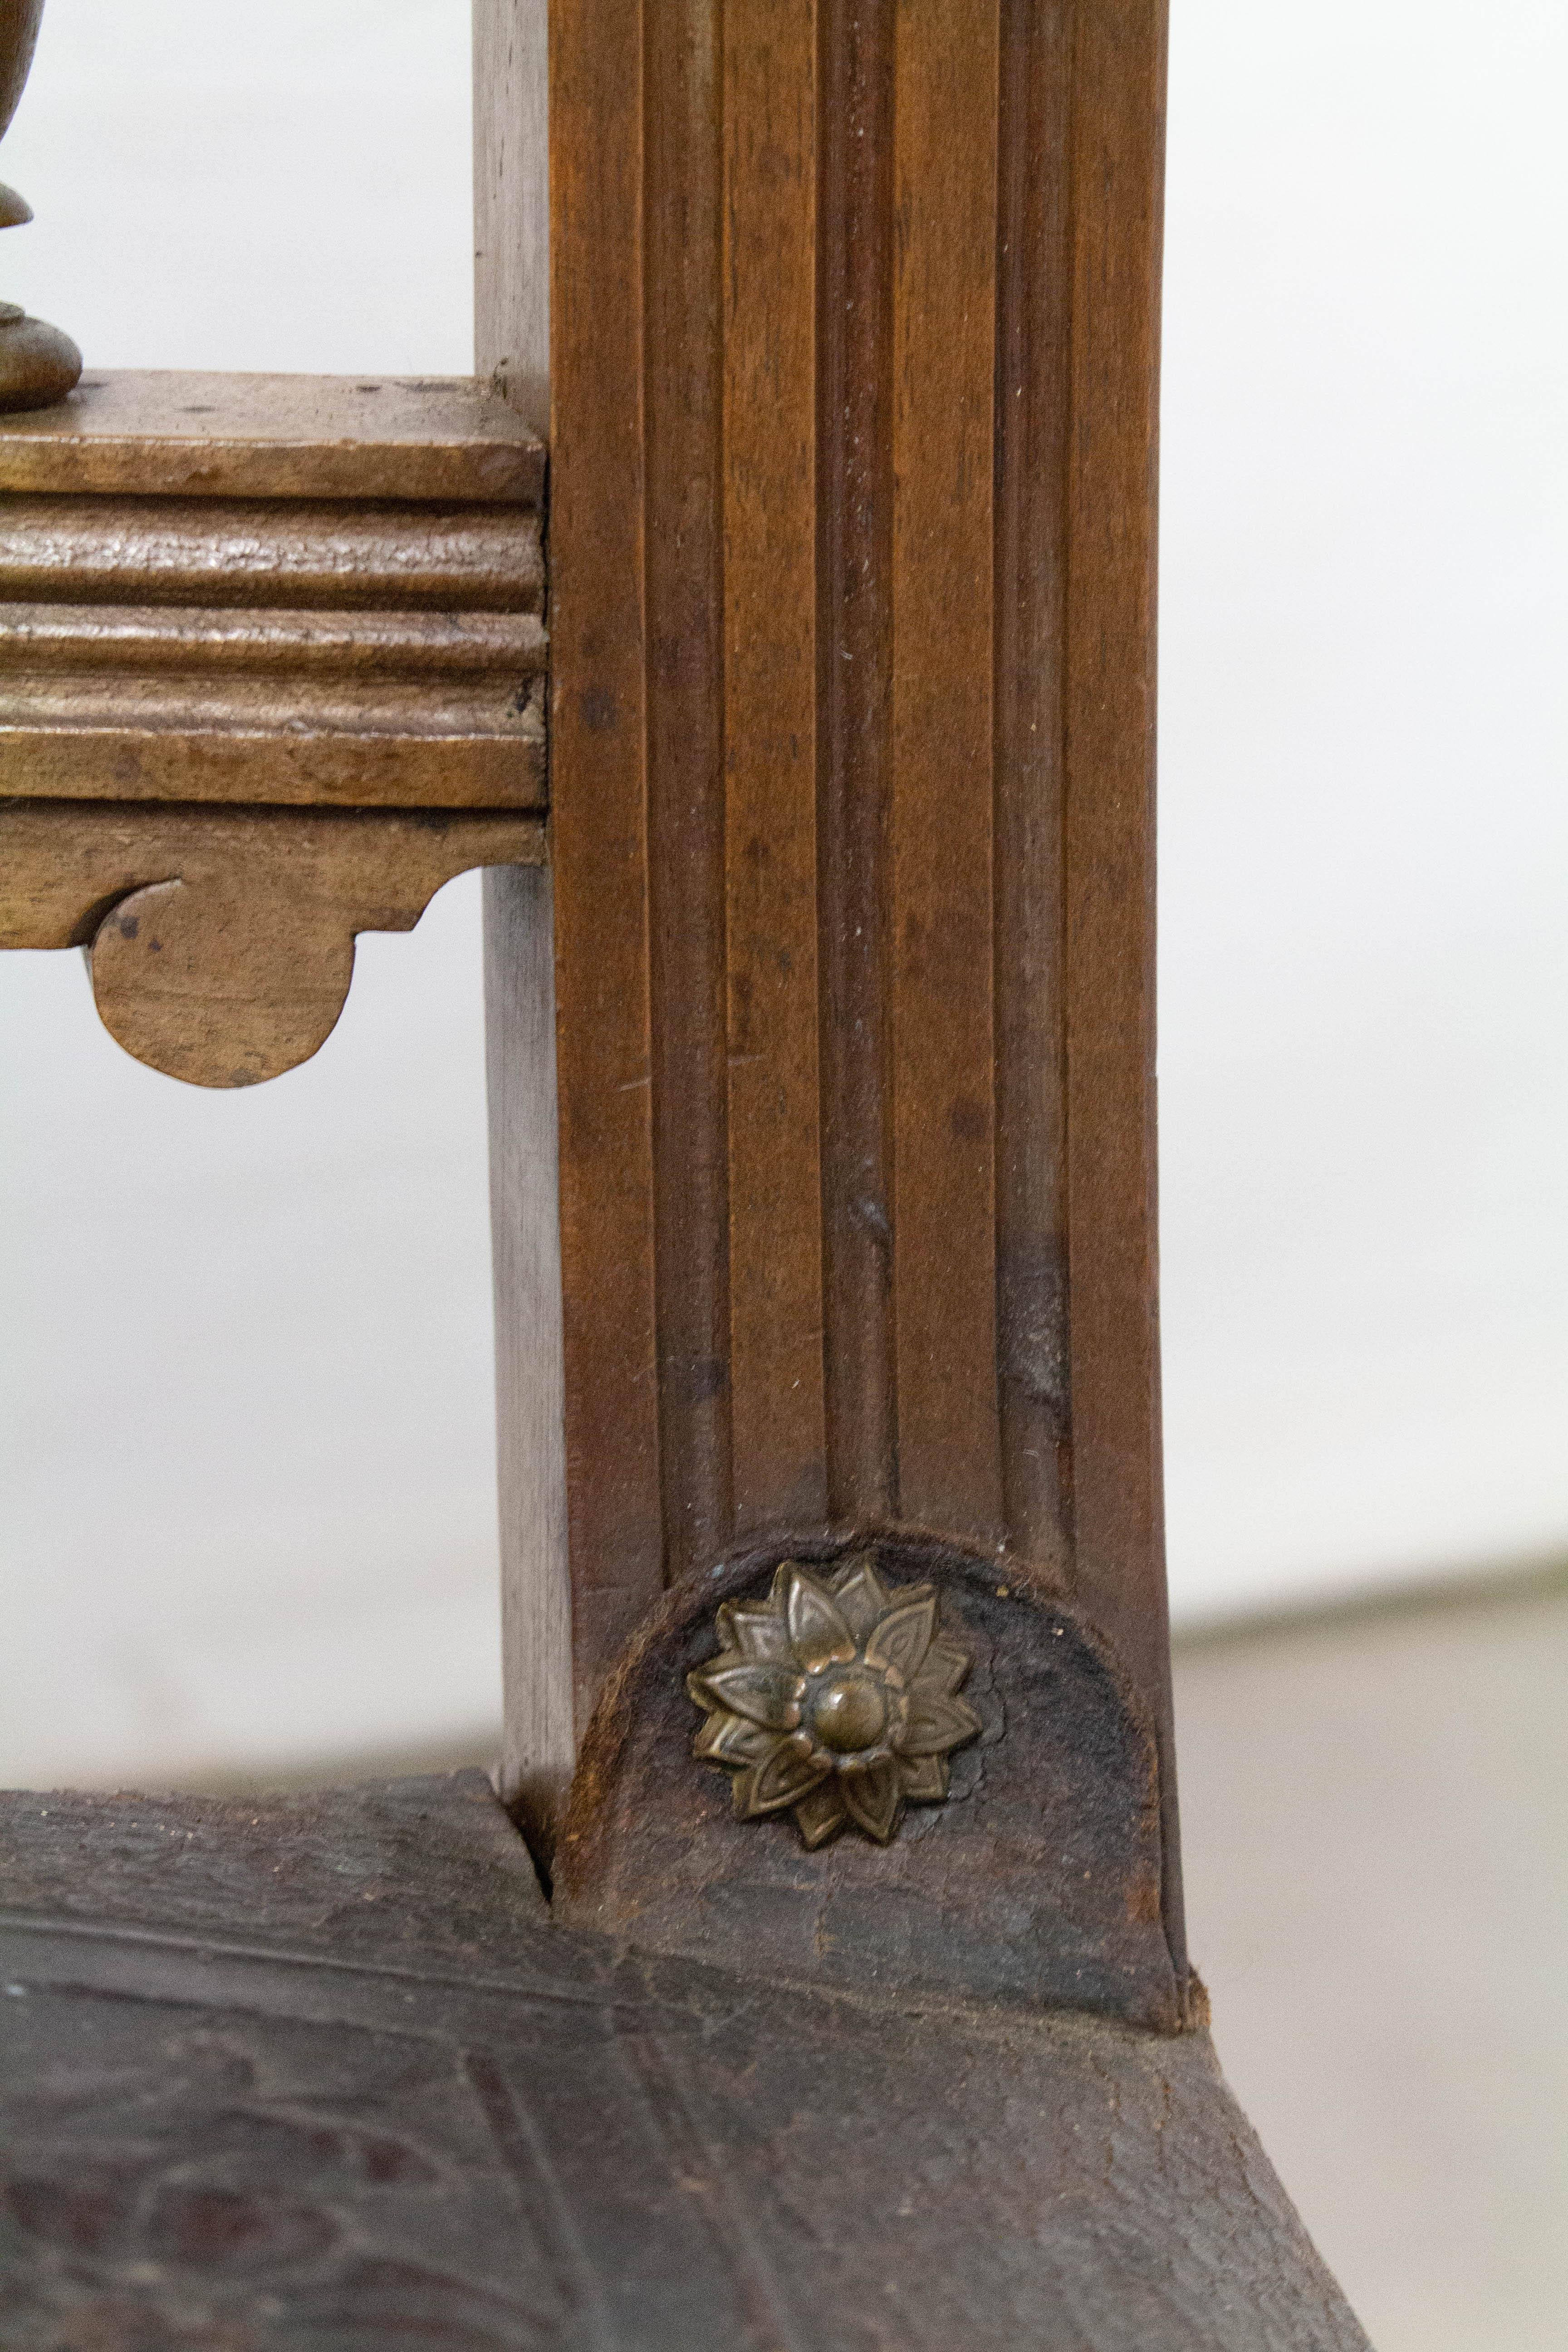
[1060, 0, 1184, 1972]
[0, 1775, 549, 1955]
[547, 0, 665, 1717]
[474, 0, 573, 1856]
[643, 0, 734, 1584]
[0, 368, 550, 1082]
[475, 0, 549, 434]
[0, 603, 545, 808]
[0, 370, 545, 501]
[0, 496, 543, 613]
[0, 800, 543, 1084]
[889, 1, 1004, 1541]
[485, 865, 574, 1850]
[0, 372, 547, 811]
[815, 0, 897, 1525]
[994, 0, 1076, 1582]
[723, 0, 828, 1542]
[546, 0, 1185, 1992]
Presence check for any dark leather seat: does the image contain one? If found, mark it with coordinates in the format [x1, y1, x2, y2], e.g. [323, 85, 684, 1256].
[0, 1775, 1367, 2350]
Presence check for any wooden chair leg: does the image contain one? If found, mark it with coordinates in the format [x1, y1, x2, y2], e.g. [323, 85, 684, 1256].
[487, 0, 1185, 1969]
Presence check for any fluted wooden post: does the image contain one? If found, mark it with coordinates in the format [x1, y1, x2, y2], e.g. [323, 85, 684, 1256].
[480, 0, 1184, 1989]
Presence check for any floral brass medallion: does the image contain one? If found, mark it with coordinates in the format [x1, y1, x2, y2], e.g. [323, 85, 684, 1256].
[686, 1553, 980, 1847]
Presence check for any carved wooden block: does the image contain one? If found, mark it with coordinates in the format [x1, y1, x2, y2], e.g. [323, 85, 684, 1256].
[0, 371, 546, 1083]
[0, 800, 543, 1085]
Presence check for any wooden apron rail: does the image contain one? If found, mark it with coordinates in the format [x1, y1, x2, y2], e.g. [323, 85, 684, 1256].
[0, 373, 547, 1083]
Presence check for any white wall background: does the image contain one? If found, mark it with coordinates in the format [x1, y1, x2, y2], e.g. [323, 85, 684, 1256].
[0, 0, 1564, 1785]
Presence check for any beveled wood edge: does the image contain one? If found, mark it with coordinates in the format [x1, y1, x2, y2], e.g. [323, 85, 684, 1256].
[0, 372, 546, 503]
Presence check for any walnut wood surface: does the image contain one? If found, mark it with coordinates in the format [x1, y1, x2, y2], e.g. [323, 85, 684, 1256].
[474, 1, 549, 438]
[0, 603, 545, 809]
[473, 0, 571, 1846]
[0, 1778, 1372, 2351]
[0, 801, 544, 1085]
[0, 496, 542, 613]
[0, 374, 546, 815]
[0, 370, 546, 502]
[0, 371, 547, 1081]
[545, 0, 1182, 1977]
[485, 865, 575, 1849]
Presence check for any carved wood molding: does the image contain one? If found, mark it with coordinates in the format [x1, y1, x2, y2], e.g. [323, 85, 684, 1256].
[545, 0, 1182, 1984]
[0, 372, 546, 1082]
[0, 800, 544, 1086]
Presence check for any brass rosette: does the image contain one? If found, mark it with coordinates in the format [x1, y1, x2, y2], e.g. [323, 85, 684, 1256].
[686, 1553, 980, 1847]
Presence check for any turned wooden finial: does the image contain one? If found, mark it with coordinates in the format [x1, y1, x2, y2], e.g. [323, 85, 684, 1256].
[0, 0, 82, 412]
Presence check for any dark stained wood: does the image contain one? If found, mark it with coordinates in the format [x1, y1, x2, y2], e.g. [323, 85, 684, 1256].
[644, 0, 734, 1583]
[994, 0, 1076, 1583]
[889, 5, 1004, 1541]
[0, 9, 1370, 2332]
[548, 0, 664, 1712]
[815, 0, 898, 1526]
[0, 3, 1337, 2318]
[723, 0, 828, 1541]
[0, 1775, 548, 1955]
[1060, 0, 1186, 1970]
[544, 0, 1187, 1993]
[0, 1778, 1372, 2350]
[559, 1533, 1184, 2030]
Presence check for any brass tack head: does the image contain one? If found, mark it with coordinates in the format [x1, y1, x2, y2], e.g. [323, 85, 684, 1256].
[686, 1553, 980, 1848]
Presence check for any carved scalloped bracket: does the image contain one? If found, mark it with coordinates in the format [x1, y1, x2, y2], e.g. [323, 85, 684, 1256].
[0, 370, 549, 1085]
[0, 799, 545, 1085]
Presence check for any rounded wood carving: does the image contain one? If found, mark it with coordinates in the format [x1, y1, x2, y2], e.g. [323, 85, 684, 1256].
[0, 2, 45, 140]
[90, 876, 358, 1088]
[558, 1531, 1190, 2034]
[0, 799, 546, 1086]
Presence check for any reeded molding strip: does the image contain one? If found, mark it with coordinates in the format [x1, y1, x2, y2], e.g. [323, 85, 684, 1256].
[545, 0, 1184, 1996]
[0, 604, 546, 808]
[0, 371, 548, 1082]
